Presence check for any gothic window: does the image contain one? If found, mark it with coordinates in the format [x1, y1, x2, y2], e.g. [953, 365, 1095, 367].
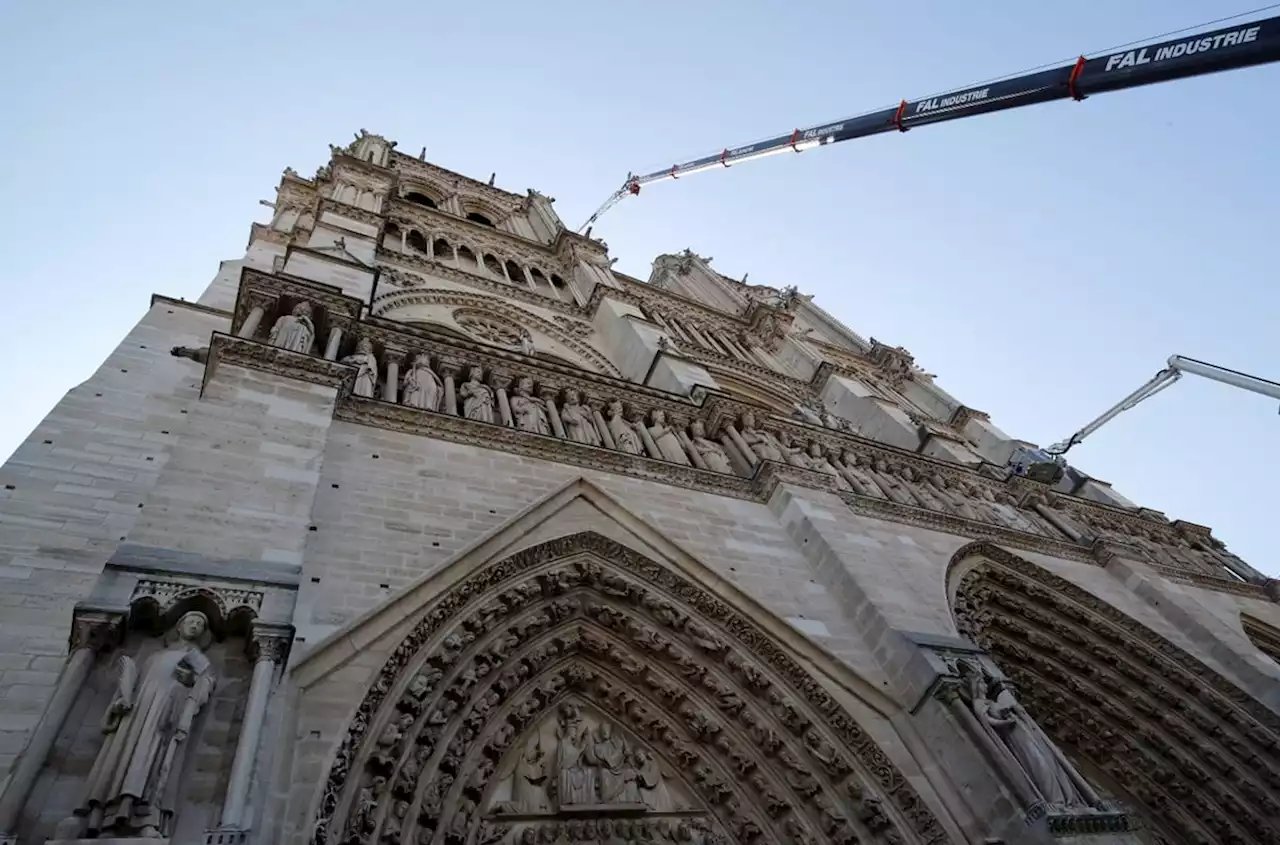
[529, 268, 554, 297]
[466, 211, 494, 227]
[405, 191, 438, 209]
[504, 260, 524, 283]
[483, 254, 504, 277]
[407, 231, 430, 254]
[550, 273, 567, 290]
[456, 245, 479, 271]
[431, 237, 451, 260]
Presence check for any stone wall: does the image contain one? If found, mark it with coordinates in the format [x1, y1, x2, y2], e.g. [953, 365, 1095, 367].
[0, 301, 228, 781]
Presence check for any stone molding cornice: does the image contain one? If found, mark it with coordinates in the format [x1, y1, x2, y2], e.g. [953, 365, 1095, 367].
[386, 201, 554, 267]
[389, 151, 525, 207]
[215, 271, 1264, 602]
[1242, 615, 1280, 665]
[69, 608, 125, 653]
[149, 294, 232, 320]
[316, 196, 383, 229]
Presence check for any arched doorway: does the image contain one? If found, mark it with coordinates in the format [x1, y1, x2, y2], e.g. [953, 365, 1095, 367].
[310, 532, 949, 845]
[948, 542, 1280, 845]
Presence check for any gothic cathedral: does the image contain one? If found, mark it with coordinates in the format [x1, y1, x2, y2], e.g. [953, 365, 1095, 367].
[0, 131, 1277, 845]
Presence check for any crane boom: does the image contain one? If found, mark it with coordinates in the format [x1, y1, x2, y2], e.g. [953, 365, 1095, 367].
[579, 14, 1280, 231]
[1046, 355, 1280, 456]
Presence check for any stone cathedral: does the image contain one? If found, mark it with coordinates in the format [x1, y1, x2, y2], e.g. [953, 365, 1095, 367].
[0, 131, 1278, 845]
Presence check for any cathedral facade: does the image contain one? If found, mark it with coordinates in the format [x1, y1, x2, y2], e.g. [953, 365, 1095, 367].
[0, 130, 1277, 845]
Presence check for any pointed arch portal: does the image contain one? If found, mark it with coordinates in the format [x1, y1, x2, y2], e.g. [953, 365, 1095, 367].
[949, 542, 1280, 845]
[311, 532, 951, 845]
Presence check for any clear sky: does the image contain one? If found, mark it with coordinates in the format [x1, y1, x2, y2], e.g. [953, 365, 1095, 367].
[1, 2, 1276, 573]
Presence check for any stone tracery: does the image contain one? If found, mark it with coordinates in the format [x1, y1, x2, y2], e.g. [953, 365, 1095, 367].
[949, 542, 1280, 844]
[313, 532, 947, 845]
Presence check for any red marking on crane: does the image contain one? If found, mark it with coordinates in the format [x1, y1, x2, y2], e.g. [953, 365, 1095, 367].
[628, 181, 641, 196]
[789, 129, 800, 152]
[670, 165, 679, 179]
[721, 149, 731, 167]
[1068, 56, 1087, 101]
[892, 100, 909, 132]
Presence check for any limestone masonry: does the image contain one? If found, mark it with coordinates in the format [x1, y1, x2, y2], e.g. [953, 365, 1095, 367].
[0, 130, 1277, 845]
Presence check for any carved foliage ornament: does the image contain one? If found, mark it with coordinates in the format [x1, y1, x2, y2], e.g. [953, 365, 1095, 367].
[314, 532, 946, 845]
[950, 544, 1280, 845]
[453, 309, 525, 348]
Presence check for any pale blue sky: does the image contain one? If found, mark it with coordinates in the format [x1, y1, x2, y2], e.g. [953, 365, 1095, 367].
[1, 2, 1276, 573]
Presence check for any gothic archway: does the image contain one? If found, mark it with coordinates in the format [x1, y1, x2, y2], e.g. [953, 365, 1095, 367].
[947, 542, 1280, 845]
[312, 532, 949, 845]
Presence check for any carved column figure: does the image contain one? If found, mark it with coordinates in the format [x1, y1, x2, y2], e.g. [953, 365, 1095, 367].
[401, 353, 444, 412]
[511, 377, 551, 435]
[58, 611, 218, 841]
[460, 366, 496, 424]
[647, 411, 691, 465]
[805, 442, 850, 490]
[738, 412, 784, 463]
[267, 301, 315, 354]
[688, 421, 732, 473]
[606, 400, 642, 455]
[217, 622, 293, 831]
[0, 610, 124, 840]
[560, 390, 601, 446]
[342, 338, 379, 399]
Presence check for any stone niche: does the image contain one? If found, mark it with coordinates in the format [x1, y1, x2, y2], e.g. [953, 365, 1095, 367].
[20, 620, 251, 845]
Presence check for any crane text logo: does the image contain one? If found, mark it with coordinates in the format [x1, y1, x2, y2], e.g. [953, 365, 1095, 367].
[914, 87, 991, 114]
[1104, 26, 1260, 71]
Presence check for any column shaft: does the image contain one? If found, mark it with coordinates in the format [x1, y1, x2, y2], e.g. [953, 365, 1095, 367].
[324, 327, 343, 361]
[219, 656, 277, 829]
[238, 306, 266, 339]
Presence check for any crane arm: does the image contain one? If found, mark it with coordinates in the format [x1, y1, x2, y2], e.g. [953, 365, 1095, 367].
[1046, 355, 1280, 456]
[580, 14, 1280, 231]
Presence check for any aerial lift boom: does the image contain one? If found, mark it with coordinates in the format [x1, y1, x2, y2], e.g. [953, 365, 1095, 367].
[1046, 356, 1280, 457]
[580, 12, 1280, 231]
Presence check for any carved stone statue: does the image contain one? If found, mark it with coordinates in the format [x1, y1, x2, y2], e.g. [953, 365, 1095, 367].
[61, 611, 217, 839]
[519, 329, 536, 358]
[739, 412, 783, 463]
[688, 421, 732, 473]
[838, 452, 886, 498]
[647, 411, 691, 465]
[561, 391, 601, 446]
[555, 704, 594, 807]
[513, 738, 549, 812]
[461, 366, 496, 424]
[960, 661, 1088, 808]
[806, 443, 850, 491]
[342, 338, 379, 399]
[267, 301, 315, 354]
[607, 401, 642, 455]
[511, 376, 551, 435]
[586, 722, 630, 803]
[401, 353, 443, 411]
[780, 436, 811, 469]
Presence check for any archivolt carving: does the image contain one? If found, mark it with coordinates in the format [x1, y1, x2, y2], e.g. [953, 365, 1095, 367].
[372, 290, 619, 377]
[949, 542, 1280, 845]
[313, 532, 946, 845]
[1242, 615, 1280, 666]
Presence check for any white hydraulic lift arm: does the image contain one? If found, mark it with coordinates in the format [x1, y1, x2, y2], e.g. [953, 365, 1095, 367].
[1046, 356, 1280, 456]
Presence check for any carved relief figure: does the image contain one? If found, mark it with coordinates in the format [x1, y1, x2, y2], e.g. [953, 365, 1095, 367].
[268, 301, 315, 353]
[806, 443, 850, 491]
[960, 661, 1088, 808]
[561, 391, 601, 446]
[342, 338, 379, 399]
[780, 436, 811, 469]
[688, 421, 732, 474]
[511, 376, 551, 435]
[62, 611, 217, 839]
[739, 412, 784, 463]
[607, 401, 642, 455]
[632, 748, 668, 810]
[519, 328, 536, 357]
[647, 411, 691, 465]
[836, 452, 885, 497]
[587, 722, 631, 803]
[461, 366, 496, 424]
[513, 738, 550, 812]
[556, 704, 594, 806]
[401, 353, 443, 411]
